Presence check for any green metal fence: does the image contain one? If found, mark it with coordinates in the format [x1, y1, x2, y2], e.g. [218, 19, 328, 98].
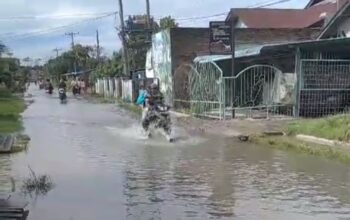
[298, 59, 350, 117]
[174, 61, 224, 119]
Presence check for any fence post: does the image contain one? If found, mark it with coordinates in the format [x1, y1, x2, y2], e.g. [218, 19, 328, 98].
[294, 47, 301, 117]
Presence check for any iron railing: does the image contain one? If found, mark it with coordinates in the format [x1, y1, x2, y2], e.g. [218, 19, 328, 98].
[222, 65, 295, 119]
[298, 59, 350, 117]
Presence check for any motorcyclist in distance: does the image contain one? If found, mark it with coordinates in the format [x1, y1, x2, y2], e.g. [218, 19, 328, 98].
[58, 79, 67, 90]
[46, 79, 53, 94]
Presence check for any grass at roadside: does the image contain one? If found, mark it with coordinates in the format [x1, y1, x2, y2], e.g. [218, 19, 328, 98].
[252, 135, 350, 165]
[0, 90, 26, 133]
[87, 94, 142, 116]
[116, 99, 142, 116]
[251, 114, 350, 164]
[287, 114, 350, 142]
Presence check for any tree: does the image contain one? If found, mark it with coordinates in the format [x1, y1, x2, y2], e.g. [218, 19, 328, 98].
[43, 44, 100, 82]
[22, 57, 32, 66]
[0, 42, 7, 57]
[73, 44, 96, 70]
[124, 15, 158, 71]
[0, 57, 22, 91]
[91, 50, 123, 81]
[159, 16, 178, 30]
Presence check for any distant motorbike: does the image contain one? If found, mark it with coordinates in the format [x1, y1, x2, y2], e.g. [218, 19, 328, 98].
[144, 104, 174, 142]
[59, 88, 67, 103]
[39, 82, 44, 90]
[72, 85, 80, 96]
[45, 87, 53, 95]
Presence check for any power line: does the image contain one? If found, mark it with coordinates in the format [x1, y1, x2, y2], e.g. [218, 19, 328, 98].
[0, 0, 291, 42]
[156, 0, 291, 22]
[255, 0, 291, 8]
[0, 12, 116, 41]
[170, 12, 228, 21]
[0, 11, 117, 21]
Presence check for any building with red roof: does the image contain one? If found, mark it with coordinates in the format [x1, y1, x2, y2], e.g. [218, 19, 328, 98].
[226, 0, 349, 29]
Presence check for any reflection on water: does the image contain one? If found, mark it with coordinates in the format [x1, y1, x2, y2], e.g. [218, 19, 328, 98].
[21, 167, 54, 199]
[0, 155, 13, 197]
[1, 86, 350, 220]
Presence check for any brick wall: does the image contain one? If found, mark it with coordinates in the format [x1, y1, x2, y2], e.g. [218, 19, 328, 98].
[235, 28, 320, 45]
[169, 27, 319, 75]
[170, 28, 210, 75]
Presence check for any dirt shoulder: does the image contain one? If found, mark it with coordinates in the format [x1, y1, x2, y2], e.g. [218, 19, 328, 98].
[174, 114, 289, 138]
[175, 112, 350, 165]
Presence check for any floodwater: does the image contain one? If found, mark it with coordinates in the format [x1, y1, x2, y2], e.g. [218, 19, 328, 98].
[1, 86, 350, 220]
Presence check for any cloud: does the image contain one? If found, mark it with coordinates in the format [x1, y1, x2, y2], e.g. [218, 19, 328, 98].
[0, 0, 309, 59]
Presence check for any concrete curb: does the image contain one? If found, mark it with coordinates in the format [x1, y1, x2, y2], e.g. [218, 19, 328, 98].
[296, 134, 350, 147]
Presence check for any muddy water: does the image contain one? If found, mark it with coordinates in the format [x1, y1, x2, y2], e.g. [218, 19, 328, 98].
[1, 86, 350, 220]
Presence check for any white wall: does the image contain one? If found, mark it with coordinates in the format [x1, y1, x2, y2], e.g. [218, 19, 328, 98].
[235, 19, 247, 28]
[145, 49, 155, 78]
[337, 17, 350, 37]
[121, 79, 133, 102]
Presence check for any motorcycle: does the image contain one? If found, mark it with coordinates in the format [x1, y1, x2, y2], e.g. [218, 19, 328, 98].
[45, 87, 53, 95]
[58, 88, 67, 103]
[45, 83, 53, 94]
[143, 104, 174, 142]
[39, 82, 44, 90]
[72, 85, 80, 96]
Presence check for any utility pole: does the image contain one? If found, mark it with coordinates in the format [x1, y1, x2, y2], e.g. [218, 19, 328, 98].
[96, 30, 100, 64]
[53, 48, 62, 58]
[145, 0, 152, 53]
[118, 0, 129, 76]
[65, 32, 79, 74]
[65, 32, 79, 48]
[146, 0, 151, 29]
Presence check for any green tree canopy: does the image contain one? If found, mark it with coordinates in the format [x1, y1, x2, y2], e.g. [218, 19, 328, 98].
[0, 42, 7, 57]
[44, 44, 99, 82]
[159, 16, 178, 30]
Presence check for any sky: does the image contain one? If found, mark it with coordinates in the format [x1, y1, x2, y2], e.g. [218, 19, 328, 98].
[0, 0, 309, 63]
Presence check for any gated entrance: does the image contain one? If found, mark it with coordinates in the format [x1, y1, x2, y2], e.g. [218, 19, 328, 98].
[174, 63, 295, 120]
[223, 65, 295, 119]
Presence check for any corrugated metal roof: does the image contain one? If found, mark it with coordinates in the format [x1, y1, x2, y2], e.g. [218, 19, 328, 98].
[194, 37, 350, 63]
[194, 45, 266, 63]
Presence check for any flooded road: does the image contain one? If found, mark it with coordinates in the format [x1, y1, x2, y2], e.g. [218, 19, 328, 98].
[2, 86, 350, 219]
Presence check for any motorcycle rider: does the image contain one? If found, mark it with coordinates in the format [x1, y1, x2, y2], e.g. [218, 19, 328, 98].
[71, 78, 79, 95]
[142, 83, 164, 133]
[58, 79, 67, 90]
[46, 79, 53, 94]
[58, 79, 67, 101]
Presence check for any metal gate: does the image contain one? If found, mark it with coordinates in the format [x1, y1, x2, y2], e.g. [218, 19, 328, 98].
[223, 65, 295, 119]
[173, 61, 224, 119]
[298, 59, 350, 117]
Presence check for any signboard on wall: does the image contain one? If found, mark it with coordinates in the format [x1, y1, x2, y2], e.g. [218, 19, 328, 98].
[209, 21, 231, 54]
